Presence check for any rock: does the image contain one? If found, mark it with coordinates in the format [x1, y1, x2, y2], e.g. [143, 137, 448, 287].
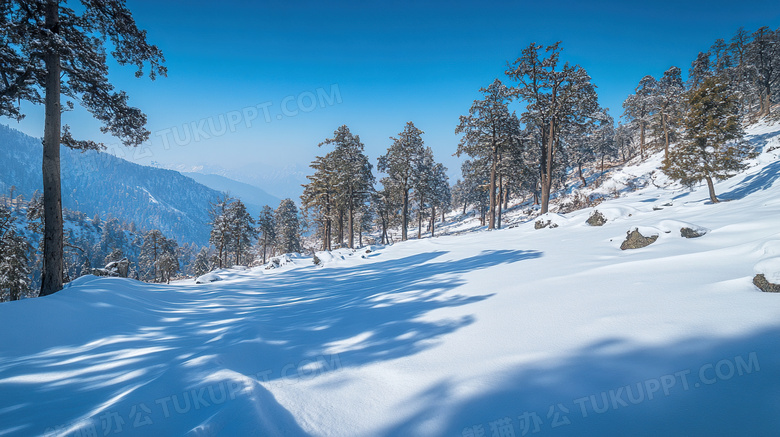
[534, 220, 558, 229]
[195, 273, 222, 284]
[586, 210, 607, 226]
[753, 274, 780, 292]
[92, 257, 130, 277]
[680, 227, 706, 238]
[620, 229, 658, 250]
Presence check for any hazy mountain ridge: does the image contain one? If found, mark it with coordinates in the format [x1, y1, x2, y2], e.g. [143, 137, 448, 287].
[0, 124, 220, 246]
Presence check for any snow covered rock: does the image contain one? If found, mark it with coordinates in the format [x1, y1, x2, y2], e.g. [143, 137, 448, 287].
[620, 228, 658, 250]
[586, 210, 607, 226]
[195, 272, 222, 284]
[753, 274, 780, 293]
[91, 257, 130, 278]
[680, 227, 707, 238]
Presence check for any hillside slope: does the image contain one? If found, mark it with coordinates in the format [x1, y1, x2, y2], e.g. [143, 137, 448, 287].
[0, 124, 222, 245]
[1, 121, 779, 436]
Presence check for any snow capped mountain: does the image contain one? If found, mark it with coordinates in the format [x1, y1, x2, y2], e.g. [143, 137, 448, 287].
[1, 121, 779, 436]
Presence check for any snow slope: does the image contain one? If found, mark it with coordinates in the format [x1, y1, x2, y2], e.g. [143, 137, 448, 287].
[2, 122, 780, 436]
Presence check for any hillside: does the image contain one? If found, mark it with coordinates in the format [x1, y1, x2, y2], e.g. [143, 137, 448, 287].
[0, 125, 222, 245]
[0, 121, 779, 436]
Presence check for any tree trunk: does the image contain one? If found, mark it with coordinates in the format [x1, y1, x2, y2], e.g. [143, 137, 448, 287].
[497, 173, 503, 229]
[578, 162, 587, 187]
[540, 118, 555, 214]
[488, 144, 497, 229]
[503, 186, 509, 210]
[705, 175, 719, 203]
[401, 188, 409, 241]
[417, 195, 423, 239]
[430, 206, 435, 237]
[347, 188, 354, 249]
[662, 113, 670, 161]
[40, 0, 63, 296]
[639, 122, 645, 160]
[441, 210, 445, 223]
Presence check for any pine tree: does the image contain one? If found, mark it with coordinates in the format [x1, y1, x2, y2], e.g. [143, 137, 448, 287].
[506, 42, 601, 214]
[378, 121, 426, 241]
[455, 79, 518, 227]
[302, 154, 338, 251]
[275, 199, 301, 254]
[208, 195, 233, 268]
[256, 205, 276, 263]
[654, 66, 686, 160]
[226, 199, 256, 266]
[459, 159, 491, 225]
[319, 125, 374, 248]
[663, 77, 754, 203]
[154, 252, 178, 284]
[622, 75, 657, 159]
[0, 0, 166, 295]
[193, 247, 211, 276]
[139, 229, 175, 282]
[0, 205, 31, 302]
[747, 27, 780, 117]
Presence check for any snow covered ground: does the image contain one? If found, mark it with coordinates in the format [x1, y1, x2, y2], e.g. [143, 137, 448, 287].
[2, 121, 780, 436]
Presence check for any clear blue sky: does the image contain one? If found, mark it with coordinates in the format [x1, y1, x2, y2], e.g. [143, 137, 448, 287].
[4, 0, 780, 196]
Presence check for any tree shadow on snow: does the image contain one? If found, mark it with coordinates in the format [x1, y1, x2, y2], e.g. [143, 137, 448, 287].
[0, 249, 541, 436]
[381, 326, 780, 436]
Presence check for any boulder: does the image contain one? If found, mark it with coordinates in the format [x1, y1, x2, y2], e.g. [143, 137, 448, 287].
[680, 227, 706, 238]
[534, 220, 558, 229]
[753, 274, 780, 293]
[586, 210, 607, 226]
[92, 257, 130, 277]
[620, 229, 658, 250]
[195, 273, 222, 284]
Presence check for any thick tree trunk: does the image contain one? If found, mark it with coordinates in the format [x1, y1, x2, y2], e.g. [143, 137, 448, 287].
[497, 174, 503, 229]
[503, 186, 509, 210]
[40, 0, 63, 296]
[540, 118, 555, 214]
[705, 175, 719, 203]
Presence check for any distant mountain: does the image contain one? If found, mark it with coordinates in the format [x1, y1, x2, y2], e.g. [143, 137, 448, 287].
[182, 172, 280, 216]
[0, 124, 222, 246]
[161, 162, 308, 201]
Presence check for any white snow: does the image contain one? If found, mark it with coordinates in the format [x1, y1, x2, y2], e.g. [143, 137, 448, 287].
[1, 121, 780, 436]
[194, 272, 222, 284]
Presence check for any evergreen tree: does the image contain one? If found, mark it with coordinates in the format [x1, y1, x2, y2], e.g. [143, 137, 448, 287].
[506, 42, 601, 214]
[154, 251, 178, 284]
[663, 77, 754, 203]
[0, 205, 31, 302]
[378, 121, 426, 241]
[654, 66, 686, 160]
[226, 199, 256, 266]
[139, 229, 176, 282]
[622, 75, 657, 159]
[256, 205, 276, 263]
[193, 247, 211, 276]
[455, 79, 518, 228]
[302, 154, 338, 251]
[747, 26, 780, 117]
[208, 195, 233, 268]
[318, 125, 374, 248]
[459, 159, 491, 225]
[275, 199, 301, 254]
[0, 0, 166, 295]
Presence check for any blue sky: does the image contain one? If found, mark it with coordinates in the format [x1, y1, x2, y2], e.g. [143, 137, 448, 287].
[4, 0, 780, 197]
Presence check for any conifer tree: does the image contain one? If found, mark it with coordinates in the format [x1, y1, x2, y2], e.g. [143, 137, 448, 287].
[256, 205, 277, 263]
[275, 199, 301, 254]
[506, 42, 600, 214]
[139, 229, 176, 282]
[319, 126, 374, 248]
[455, 79, 517, 228]
[208, 196, 233, 269]
[193, 247, 211, 276]
[654, 66, 686, 160]
[663, 77, 754, 203]
[378, 122, 426, 241]
[226, 199, 256, 266]
[622, 75, 657, 159]
[0, 0, 166, 295]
